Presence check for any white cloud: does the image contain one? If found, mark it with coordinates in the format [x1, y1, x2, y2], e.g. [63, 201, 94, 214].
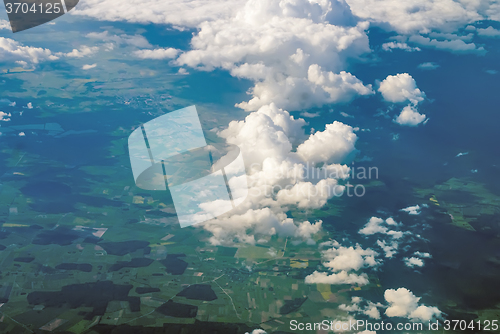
[378, 73, 425, 105]
[305, 241, 378, 285]
[417, 62, 439, 70]
[86, 31, 152, 48]
[382, 42, 420, 52]
[339, 297, 383, 319]
[133, 48, 180, 59]
[408, 35, 486, 54]
[211, 107, 355, 245]
[0, 19, 10, 30]
[404, 250, 432, 268]
[294, 220, 322, 244]
[203, 207, 299, 245]
[344, 0, 485, 34]
[414, 251, 431, 258]
[277, 178, 344, 209]
[394, 105, 427, 127]
[384, 288, 441, 322]
[72, 0, 500, 37]
[305, 270, 369, 285]
[360, 213, 428, 260]
[219, 103, 304, 166]
[0, 112, 11, 122]
[174, 0, 373, 111]
[72, 0, 500, 59]
[359, 217, 387, 235]
[18, 132, 25, 136]
[0, 99, 16, 107]
[63, 46, 99, 58]
[0, 37, 59, 64]
[376, 239, 398, 258]
[321, 243, 378, 272]
[403, 256, 424, 268]
[359, 217, 403, 238]
[82, 63, 97, 70]
[73, 0, 246, 28]
[300, 111, 320, 118]
[245, 330, 267, 334]
[401, 204, 421, 215]
[477, 26, 500, 37]
[15, 60, 30, 68]
[339, 289, 440, 324]
[297, 121, 357, 164]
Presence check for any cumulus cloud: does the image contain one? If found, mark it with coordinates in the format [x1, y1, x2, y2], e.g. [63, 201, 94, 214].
[417, 62, 439, 70]
[376, 239, 398, 258]
[359, 217, 402, 238]
[73, 0, 246, 27]
[404, 257, 424, 268]
[321, 242, 378, 271]
[86, 31, 152, 48]
[305, 241, 378, 285]
[174, 0, 373, 111]
[360, 213, 428, 259]
[276, 178, 344, 209]
[245, 330, 267, 334]
[295, 220, 322, 244]
[404, 250, 432, 268]
[0, 37, 59, 64]
[63, 46, 99, 58]
[339, 297, 383, 319]
[305, 270, 369, 285]
[378, 73, 425, 105]
[73, 0, 500, 38]
[340, 288, 441, 324]
[133, 48, 180, 59]
[0, 112, 11, 122]
[401, 205, 421, 215]
[72, 0, 500, 59]
[393, 105, 427, 127]
[82, 63, 97, 70]
[384, 288, 441, 322]
[219, 103, 305, 166]
[477, 26, 500, 37]
[382, 42, 420, 52]
[296, 121, 358, 164]
[408, 35, 486, 54]
[377, 69, 428, 128]
[414, 251, 431, 258]
[344, 0, 485, 34]
[0, 19, 10, 30]
[211, 103, 357, 245]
